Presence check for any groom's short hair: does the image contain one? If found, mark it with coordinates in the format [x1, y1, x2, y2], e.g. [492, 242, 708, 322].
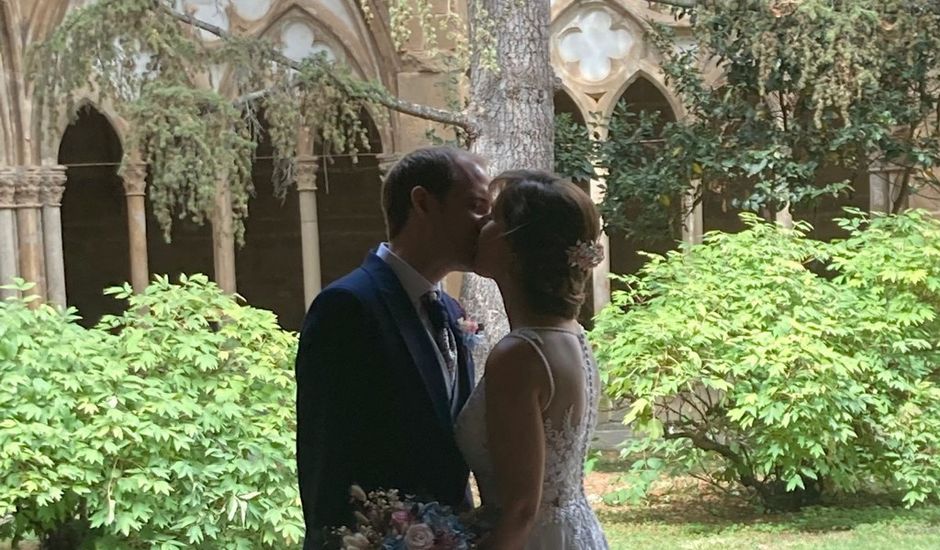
[382, 146, 483, 238]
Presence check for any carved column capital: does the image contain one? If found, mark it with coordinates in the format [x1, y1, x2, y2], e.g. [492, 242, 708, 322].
[121, 163, 148, 197]
[377, 153, 401, 179]
[40, 165, 68, 206]
[0, 167, 16, 208]
[295, 157, 319, 192]
[14, 167, 43, 208]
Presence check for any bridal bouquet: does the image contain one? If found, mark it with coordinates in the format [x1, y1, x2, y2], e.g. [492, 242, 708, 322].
[330, 485, 477, 550]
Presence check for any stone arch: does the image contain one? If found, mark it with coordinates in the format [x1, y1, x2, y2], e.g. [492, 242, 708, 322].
[554, 84, 590, 127]
[58, 104, 128, 326]
[605, 74, 680, 285]
[266, 8, 366, 76]
[363, 105, 395, 159]
[43, 97, 128, 164]
[234, 108, 384, 330]
[234, 110, 306, 330]
[24, 0, 72, 48]
[314, 111, 385, 287]
[0, 1, 18, 165]
[610, 73, 678, 129]
[216, 1, 383, 93]
[20, 0, 78, 164]
[604, 67, 684, 122]
[213, 2, 396, 155]
[551, 1, 687, 134]
[266, 0, 399, 152]
[266, 3, 395, 155]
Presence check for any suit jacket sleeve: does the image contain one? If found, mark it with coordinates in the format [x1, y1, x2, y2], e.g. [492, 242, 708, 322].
[295, 288, 368, 542]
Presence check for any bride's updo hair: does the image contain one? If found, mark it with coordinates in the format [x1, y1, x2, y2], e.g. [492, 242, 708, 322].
[490, 170, 601, 319]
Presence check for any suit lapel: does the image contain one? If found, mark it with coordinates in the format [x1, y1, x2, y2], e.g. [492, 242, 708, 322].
[363, 253, 452, 429]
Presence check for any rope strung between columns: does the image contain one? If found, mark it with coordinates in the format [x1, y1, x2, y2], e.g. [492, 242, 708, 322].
[56, 152, 388, 169]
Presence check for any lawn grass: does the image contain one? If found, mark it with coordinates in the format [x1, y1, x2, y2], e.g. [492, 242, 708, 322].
[6, 474, 940, 549]
[6, 507, 940, 549]
[600, 505, 940, 549]
[588, 468, 940, 550]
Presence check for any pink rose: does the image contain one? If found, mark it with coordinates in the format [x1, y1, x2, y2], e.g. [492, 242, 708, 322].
[458, 317, 479, 334]
[403, 523, 435, 550]
[391, 509, 414, 533]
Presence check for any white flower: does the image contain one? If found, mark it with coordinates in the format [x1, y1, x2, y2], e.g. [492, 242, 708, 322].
[566, 240, 605, 270]
[404, 523, 435, 550]
[349, 484, 367, 503]
[342, 533, 370, 549]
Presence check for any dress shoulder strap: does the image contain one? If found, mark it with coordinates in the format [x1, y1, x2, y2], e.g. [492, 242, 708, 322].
[505, 329, 556, 412]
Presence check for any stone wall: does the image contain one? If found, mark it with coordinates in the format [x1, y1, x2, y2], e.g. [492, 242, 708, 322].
[4, 0, 936, 332]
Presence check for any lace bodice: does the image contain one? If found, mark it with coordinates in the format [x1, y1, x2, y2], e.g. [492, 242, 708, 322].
[454, 327, 608, 549]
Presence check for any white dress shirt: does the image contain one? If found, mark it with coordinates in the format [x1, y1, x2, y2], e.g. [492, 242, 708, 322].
[376, 243, 456, 399]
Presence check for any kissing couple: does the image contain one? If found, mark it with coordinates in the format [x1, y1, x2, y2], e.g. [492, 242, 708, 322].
[295, 146, 609, 550]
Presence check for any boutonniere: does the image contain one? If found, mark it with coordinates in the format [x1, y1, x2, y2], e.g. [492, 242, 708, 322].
[456, 316, 485, 349]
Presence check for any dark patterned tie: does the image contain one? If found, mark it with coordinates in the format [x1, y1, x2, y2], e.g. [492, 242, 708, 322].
[421, 290, 458, 397]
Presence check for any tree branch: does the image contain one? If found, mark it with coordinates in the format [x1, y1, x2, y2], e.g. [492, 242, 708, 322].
[892, 123, 918, 213]
[648, 0, 699, 9]
[157, 1, 476, 133]
[664, 430, 768, 499]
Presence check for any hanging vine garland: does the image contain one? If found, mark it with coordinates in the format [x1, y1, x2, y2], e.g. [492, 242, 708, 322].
[29, 0, 475, 243]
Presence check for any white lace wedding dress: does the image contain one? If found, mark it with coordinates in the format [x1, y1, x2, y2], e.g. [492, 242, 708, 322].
[455, 327, 609, 549]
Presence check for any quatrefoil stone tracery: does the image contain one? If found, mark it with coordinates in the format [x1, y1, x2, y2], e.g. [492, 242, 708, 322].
[281, 21, 337, 63]
[179, 1, 274, 39]
[177, 1, 336, 63]
[558, 9, 633, 83]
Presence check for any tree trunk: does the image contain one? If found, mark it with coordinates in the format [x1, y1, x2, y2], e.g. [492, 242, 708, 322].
[40, 514, 90, 550]
[461, 0, 555, 372]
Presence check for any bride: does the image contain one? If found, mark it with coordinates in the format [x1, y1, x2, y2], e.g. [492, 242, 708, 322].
[455, 170, 609, 549]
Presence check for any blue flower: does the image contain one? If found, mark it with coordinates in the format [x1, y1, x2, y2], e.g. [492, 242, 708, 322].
[418, 502, 447, 529]
[381, 534, 406, 550]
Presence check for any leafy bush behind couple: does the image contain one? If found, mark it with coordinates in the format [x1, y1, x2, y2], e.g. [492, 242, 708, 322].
[5, 209, 940, 547]
[0, 275, 304, 549]
[596, 210, 940, 510]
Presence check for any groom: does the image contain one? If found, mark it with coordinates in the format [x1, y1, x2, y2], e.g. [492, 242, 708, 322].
[295, 146, 491, 549]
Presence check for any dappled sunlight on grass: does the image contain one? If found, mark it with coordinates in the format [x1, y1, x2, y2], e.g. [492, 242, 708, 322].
[588, 469, 940, 550]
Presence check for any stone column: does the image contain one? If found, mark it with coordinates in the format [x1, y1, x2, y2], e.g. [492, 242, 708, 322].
[40, 165, 68, 307]
[14, 167, 46, 301]
[0, 168, 18, 300]
[775, 204, 794, 229]
[589, 176, 611, 313]
[121, 162, 149, 293]
[870, 162, 906, 213]
[681, 181, 704, 245]
[296, 157, 321, 308]
[377, 153, 400, 180]
[211, 176, 237, 294]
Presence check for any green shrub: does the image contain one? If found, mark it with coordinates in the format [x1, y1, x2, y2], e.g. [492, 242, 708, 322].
[0, 275, 303, 548]
[592, 210, 940, 510]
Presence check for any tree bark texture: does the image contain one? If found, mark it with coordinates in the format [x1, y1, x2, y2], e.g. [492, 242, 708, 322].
[461, 0, 555, 374]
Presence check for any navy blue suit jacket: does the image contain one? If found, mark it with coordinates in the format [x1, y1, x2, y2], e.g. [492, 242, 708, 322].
[295, 252, 475, 549]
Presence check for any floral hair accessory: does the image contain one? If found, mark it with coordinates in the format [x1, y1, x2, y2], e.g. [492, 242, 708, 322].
[566, 240, 604, 270]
